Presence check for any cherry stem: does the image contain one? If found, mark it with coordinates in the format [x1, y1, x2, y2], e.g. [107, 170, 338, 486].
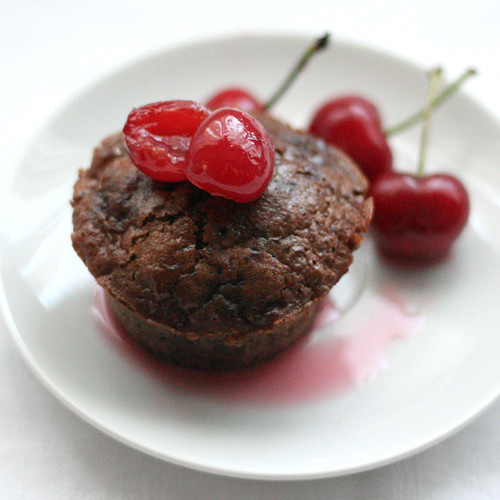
[417, 67, 442, 177]
[263, 33, 330, 111]
[385, 68, 477, 137]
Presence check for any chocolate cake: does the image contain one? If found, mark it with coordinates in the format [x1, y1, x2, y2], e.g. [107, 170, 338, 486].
[71, 113, 372, 370]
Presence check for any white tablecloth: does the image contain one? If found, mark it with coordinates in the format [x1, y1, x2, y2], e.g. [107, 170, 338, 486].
[2, 1, 499, 498]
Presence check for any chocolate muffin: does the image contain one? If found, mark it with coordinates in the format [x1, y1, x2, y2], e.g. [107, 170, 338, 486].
[71, 113, 372, 370]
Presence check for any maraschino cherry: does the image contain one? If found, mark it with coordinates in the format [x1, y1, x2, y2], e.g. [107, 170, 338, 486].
[186, 108, 275, 202]
[124, 102, 274, 202]
[123, 100, 210, 181]
[370, 68, 470, 265]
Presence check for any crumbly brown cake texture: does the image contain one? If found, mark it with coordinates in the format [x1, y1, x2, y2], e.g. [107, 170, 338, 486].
[71, 113, 372, 370]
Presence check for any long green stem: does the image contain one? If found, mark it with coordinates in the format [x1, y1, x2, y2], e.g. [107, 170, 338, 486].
[263, 33, 330, 111]
[385, 68, 477, 137]
[417, 67, 443, 177]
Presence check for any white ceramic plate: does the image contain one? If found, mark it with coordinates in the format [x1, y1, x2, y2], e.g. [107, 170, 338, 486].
[2, 34, 500, 480]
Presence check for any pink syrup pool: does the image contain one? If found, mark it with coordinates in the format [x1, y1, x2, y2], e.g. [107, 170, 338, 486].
[92, 286, 424, 406]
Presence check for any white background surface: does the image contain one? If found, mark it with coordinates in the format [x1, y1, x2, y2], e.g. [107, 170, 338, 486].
[1, 1, 499, 498]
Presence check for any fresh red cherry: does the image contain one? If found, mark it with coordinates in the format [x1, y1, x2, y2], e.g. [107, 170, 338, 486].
[206, 88, 263, 113]
[123, 100, 210, 182]
[308, 70, 477, 185]
[370, 68, 470, 265]
[186, 108, 275, 203]
[370, 172, 469, 264]
[309, 96, 392, 182]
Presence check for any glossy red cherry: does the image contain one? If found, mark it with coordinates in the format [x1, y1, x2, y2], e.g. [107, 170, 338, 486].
[123, 100, 210, 182]
[370, 171, 470, 264]
[186, 108, 275, 203]
[309, 96, 392, 182]
[206, 88, 263, 113]
[370, 67, 471, 265]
